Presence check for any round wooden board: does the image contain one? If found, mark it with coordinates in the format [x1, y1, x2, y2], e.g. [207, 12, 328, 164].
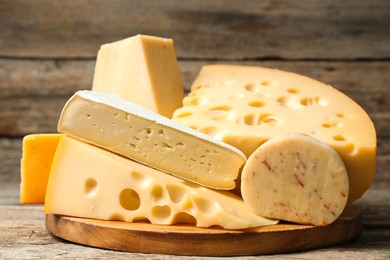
[46, 204, 362, 256]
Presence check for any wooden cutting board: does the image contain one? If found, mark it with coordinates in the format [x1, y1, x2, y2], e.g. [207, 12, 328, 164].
[46, 204, 362, 256]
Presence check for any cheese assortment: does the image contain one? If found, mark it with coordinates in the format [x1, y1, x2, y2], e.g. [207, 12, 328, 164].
[44, 136, 277, 229]
[20, 34, 376, 235]
[241, 133, 349, 226]
[20, 134, 62, 204]
[172, 64, 376, 202]
[57, 90, 246, 190]
[92, 34, 184, 118]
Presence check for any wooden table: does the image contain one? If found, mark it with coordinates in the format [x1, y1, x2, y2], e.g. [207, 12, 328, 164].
[1, 1, 389, 258]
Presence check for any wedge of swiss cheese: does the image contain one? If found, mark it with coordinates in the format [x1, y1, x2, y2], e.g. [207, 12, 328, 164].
[241, 133, 349, 226]
[172, 65, 376, 202]
[44, 136, 277, 229]
[58, 90, 246, 190]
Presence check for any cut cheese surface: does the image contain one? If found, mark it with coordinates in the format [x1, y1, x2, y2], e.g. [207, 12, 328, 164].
[172, 64, 377, 202]
[241, 133, 349, 226]
[44, 136, 277, 229]
[58, 90, 246, 190]
[92, 34, 184, 118]
[20, 134, 62, 204]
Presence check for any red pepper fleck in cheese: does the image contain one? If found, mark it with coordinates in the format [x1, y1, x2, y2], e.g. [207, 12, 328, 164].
[172, 64, 376, 202]
[241, 133, 349, 226]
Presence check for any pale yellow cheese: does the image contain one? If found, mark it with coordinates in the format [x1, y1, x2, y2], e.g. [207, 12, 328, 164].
[20, 134, 62, 204]
[44, 136, 277, 229]
[241, 133, 349, 226]
[58, 90, 246, 190]
[92, 34, 184, 118]
[172, 64, 376, 202]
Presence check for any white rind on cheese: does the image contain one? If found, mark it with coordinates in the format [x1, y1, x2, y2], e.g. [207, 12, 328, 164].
[58, 90, 246, 190]
[241, 133, 349, 226]
[172, 64, 376, 202]
[44, 136, 277, 229]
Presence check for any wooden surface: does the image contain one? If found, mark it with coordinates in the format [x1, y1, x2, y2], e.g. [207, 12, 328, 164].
[45, 205, 362, 256]
[0, 0, 389, 259]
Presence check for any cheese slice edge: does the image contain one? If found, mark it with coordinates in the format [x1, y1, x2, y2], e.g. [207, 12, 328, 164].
[58, 90, 246, 190]
[45, 136, 277, 229]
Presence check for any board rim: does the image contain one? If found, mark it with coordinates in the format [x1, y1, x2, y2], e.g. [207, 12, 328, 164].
[45, 204, 362, 256]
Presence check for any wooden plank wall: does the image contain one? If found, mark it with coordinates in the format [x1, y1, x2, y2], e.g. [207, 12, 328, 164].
[0, 1, 389, 189]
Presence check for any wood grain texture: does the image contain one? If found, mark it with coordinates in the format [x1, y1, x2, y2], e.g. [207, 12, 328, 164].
[1, 186, 389, 259]
[44, 205, 362, 256]
[1, 59, 389, 137]
[0, 0, 389, 59]
[0, 1, 389, 257]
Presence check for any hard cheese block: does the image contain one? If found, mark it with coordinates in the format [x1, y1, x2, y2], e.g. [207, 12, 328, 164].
[172, 65, 376, 202]
[20, 134, 62, 204]
[92, 34, 184, 118]
[58, 90, 246, 190]
[44, 136, 277, 230]
[241, 133, 349, 226]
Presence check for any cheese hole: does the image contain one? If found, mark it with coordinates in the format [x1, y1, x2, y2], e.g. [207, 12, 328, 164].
[243, 113, 279, 126]
[184, 96, 208, 106]
[333, 135, 347, 141]
[151, 205, 171, 220]
[209, 225, 224, 229]
[199, 126, 223, 138]
[175, 111, 192, 118]
[287, 88, 299, 94]
[322, 122, 343, 128]
[336, 113, 345, 118]
[119, 188, 140, 211]
[151, 185, 165, 204]
[144, 128, 152, 135]
[277, 96, 300, 109]
[345, 143, 356, 154]
[193, 197, 218, 214]
[248, 101, 265, 107]
[210, 105, 232, 112]
[86, 114, 91, 118]
[158, 129, 165, 136]
[162, 142, 174, 150]
[244, 83, 261, 92]
[172, 212, 197, 225]
[166, 184, 186, 203]
[133, 216, 151, 223]
[84, 178, 98, 198]
[260, 81, 271, 86]
[109, 213, 125, 221]
[206, 106, 233, 121]
[300, 96, 327, 106]
[176, 142, 185, 148]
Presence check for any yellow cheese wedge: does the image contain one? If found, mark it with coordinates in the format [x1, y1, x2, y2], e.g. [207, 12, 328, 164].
[44, 136, 277, 229]
[241, 133, 349, 226]
[92, 34, 184, 118]
[58, 90, 246, 190]
[20, 134, 62, 204]
[172, 65, 376, 202]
